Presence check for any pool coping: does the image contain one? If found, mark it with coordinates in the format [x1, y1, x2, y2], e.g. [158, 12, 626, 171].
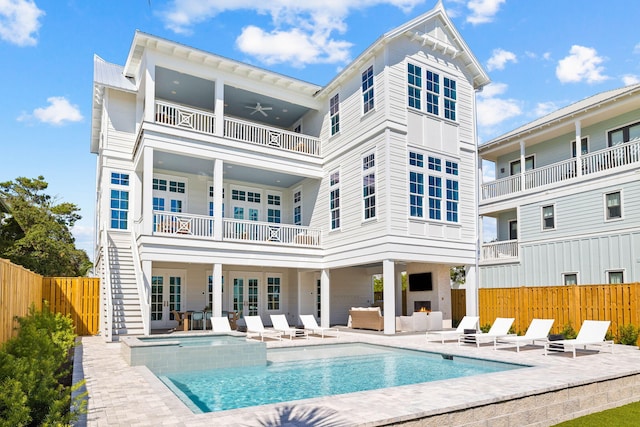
[74, 330, 640, 426]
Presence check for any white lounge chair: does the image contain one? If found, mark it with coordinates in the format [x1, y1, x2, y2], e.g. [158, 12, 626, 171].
[299, 314, 339, 338]
[426, 316, 479, 343]
[495, 318, 555, 352]
[270, 314, 309, 340]
[543, 320, 614, 358]
[211, 316, 232, 332]
[458, 317, 515, 347]
[244, 316, 282, 341]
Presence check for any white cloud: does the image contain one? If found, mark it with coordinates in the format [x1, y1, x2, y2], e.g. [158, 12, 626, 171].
[476, 82, 522, 128]
[159, 0, 423, 66]
[486, 48, 517, 71]
[622, 74, 640, 86]
[18, 96, 83, 125]
[556, 45, 608, 84]
[0, 0, 44, 46]
[466, 0, 505, 25]
[236, 25, 352, 67]
[634, 42, 640, 54]
[534, 101, 558, 118]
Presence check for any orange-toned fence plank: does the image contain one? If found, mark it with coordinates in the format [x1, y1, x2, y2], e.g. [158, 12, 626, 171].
[43, 277, 100, 336]
[0, 258, 43, 343]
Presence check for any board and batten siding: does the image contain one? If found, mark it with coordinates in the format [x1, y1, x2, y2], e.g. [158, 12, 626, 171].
[481, 263, 522, 288]
[105, 89, 137, 155]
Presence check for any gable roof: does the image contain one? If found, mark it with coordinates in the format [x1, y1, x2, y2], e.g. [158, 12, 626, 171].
[480, 83, 640, 153]
[320, 1, 490, 96]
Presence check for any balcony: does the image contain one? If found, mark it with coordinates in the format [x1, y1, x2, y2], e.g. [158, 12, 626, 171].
[480, 240, 518, 262]
[153, 101, 320, 157]
[151, 211, 322, 248]
[481, 138, 640, 201]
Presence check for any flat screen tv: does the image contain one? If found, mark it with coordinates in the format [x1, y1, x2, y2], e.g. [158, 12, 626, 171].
[408, 272, 433, 292]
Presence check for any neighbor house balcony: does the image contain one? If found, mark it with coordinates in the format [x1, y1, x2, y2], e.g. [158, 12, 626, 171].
[149, 211, 322, 248]
[153, 100, 321, 157]
[481, 138, 640, 201]
[480, 239, 518, 263]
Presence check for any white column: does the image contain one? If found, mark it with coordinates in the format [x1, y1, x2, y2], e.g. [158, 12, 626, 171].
[519, 140, 526, 191]
[395, 269, 403, 316]
[382, 259, 396, 334]
[142, 260, 152, 335]
[214, 79, 224, 137]
[142, 146, 154, 235]
[212, 263, 223, 317]
[213, 158, 223, 240]
[575, 120, 582, 177]
[320, 269, 330, 328]
[143, 56, 156, 123]
[465, 264, 478, 316]
[132, 169, 142, 232]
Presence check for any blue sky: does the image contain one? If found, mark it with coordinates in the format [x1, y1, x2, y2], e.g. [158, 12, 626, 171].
[1, 0, 639, 258]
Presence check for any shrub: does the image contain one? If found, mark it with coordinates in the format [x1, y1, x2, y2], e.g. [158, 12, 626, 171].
[618, 324, 640, 346]
[0, 303, 86, 426]
[560, 322, 578, 340]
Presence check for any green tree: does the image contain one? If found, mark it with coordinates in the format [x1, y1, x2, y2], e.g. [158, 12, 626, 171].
[450, 266, 466, 286]
[0, 176, 91, 276]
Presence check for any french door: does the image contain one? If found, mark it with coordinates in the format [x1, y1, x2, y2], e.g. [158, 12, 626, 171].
[150, 269, 185, 329]
[231, 273, 259, 318]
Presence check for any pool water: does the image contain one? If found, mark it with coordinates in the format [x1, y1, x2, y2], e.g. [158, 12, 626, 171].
[159, 343, 525, 413]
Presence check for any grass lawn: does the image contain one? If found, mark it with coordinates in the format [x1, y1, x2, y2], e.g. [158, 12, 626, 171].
[553, 401, 640, 426]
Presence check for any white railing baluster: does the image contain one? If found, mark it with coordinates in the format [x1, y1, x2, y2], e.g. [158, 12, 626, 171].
[480, 240, 518, 261]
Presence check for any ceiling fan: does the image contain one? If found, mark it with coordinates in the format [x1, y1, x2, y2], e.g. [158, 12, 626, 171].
[245, 102, 273, 117]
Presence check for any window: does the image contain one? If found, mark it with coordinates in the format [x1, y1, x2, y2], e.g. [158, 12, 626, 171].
[153, 178, 167, 191]
[428, 176, 442, 220]
[267, 276, 281, 310]
[362, 66, 374, 114]
[409, 152, 458, 222]
[409, 171, 424, 217]
[110, 172, 129, 230]
[267, 193, 281, 223]
[608, 121, 640, 146]
[293, 188, 302, 226]
[111, 172, 129, 186]
[169, 180, 185, 193]
[407, 63, 422, 109]
[605, 191, 622, 220]
[231, 190, 246, 201]
[330, 94, 340, 135]
[542, 205, 555, 230]
[445, 179, 458, 222]
[207, 185, 224, 217]
[608, 271, 624, 284]
[247, 192, 261, 203]
[571, 137, 589, 157]
[362, 153, 376, 220]
[330, 171, 340, 229]
[508, 220, 518, 240]
[425, 70, 439, 115]
[510, 155, 535, 175]
[443, 77, 456, 120]
[563, 273, 577, 286]
[153, 197, 165, 211]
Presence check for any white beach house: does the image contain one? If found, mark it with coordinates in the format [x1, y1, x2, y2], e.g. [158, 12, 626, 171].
[479, 83, 640, 287]
[91, 2, 489, 340]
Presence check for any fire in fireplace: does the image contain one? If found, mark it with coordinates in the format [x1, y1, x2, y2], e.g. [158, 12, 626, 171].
[414, 301, 431, 312]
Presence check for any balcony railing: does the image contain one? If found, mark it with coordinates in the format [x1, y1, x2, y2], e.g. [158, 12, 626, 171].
[151, 212, 322, 247]
[153, 101, 321, 157]
[224, 117, 320, 156]
[223, 218, 321, 247]
[155, 101, 215, 134]
[153, 212, 215, 238]
[481, 240, 518, 261]
[481, 138, 640, 201]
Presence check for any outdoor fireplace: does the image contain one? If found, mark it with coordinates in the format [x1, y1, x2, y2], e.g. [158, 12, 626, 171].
[414, 301, 431, 313]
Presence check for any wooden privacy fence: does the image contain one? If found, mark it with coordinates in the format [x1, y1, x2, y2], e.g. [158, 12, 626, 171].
[0, 258, 43, 344]
[477, 283, 640, 338]
[0, 258, 100, 344]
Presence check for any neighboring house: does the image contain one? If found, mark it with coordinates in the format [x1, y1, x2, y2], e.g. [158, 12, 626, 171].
[479, 83, 640, 288]
[91, 3, 489, 340]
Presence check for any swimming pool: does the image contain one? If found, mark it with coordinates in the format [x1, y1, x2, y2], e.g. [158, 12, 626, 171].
[159, 343, 526, 413]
